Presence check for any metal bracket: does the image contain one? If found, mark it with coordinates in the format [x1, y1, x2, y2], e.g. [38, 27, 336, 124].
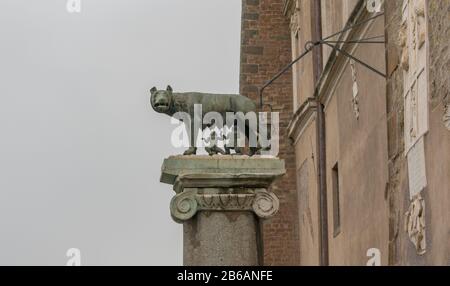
[259, 12, 386, 109]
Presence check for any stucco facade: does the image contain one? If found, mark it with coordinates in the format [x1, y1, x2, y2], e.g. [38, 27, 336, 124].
[241, 0, 449, 265]
[286, 0, 390, 265]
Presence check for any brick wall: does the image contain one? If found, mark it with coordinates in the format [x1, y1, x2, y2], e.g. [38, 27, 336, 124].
[240, 0, 300, 265]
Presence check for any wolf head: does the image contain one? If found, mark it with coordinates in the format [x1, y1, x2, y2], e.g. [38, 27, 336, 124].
[150, 85, 173, 114]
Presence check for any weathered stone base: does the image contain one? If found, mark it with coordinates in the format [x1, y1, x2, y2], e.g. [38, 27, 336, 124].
[160, 155, 285, 266]
[183, 211, 260, 266]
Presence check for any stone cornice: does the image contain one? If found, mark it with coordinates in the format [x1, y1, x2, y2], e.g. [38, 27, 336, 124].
[287, 97, 318, 145]
[161, 155, 286, 189]
[172, 172, 285, 194]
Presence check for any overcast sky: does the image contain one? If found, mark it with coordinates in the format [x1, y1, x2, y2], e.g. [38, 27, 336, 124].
[0, 0, 241, 265]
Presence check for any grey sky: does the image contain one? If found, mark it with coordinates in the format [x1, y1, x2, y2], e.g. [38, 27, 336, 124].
[0, 0, 241, 265]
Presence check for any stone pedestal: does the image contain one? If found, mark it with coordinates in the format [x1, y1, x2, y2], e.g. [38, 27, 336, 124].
[160, 155, 285, 266]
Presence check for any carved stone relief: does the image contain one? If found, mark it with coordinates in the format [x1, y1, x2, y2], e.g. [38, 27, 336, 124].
[289, 0, 301, 111]
[444, 104, 450, 131]
[350, 60, 360, 120]
[407, 81, 418, 141]
[415, 0, 426, 49]
[289, 0, 300, 36]
[399, 22, 409, 72]
[170, 188, 279, 223]
[404, 194, 426, 255]
[402, 0, 429, 152]
[401, 0, 429, 255]
[252, 190, 280, 219]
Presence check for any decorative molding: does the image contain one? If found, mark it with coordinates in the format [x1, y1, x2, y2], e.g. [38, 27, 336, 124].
[287, 98, 318, 145]
[170, 189, 198, 222]
[252, 190, 280, 218]
[404, 194, 426, 255]
[161, 156, 286, 189]
[172, 172, 285, 194]
[161, 156, 285, 224]
[170, 189, 279, 223]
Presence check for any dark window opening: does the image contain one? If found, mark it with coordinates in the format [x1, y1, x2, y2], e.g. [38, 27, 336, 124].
[332, 163, 341, 237]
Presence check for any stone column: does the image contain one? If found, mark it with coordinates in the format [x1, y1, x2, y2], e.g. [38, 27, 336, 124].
[160, 155, 285, 266]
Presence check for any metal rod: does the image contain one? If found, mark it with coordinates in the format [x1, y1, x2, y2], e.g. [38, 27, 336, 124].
[321, 12, 384, 41]
[352, 35, 385, 40]
[259, 46, 315, 108]
[324, 40, 385, 44]
[258, 12, 386, 109]
[322, 41, 386, 78]
[324, 34, 386, 44]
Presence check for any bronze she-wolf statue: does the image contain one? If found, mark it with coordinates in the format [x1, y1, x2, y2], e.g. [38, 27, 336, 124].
[150, 85, 264, 156]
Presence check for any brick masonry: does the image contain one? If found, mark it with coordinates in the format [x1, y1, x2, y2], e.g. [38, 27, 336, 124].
[240, 0, 300, 265]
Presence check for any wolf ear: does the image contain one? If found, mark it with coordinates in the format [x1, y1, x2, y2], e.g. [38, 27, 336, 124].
[150, 87, 157, 95]
[166, 85, 173, 92]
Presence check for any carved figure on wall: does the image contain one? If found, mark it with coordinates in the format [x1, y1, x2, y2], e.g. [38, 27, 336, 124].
[399, 22, 409, 72]
[444, 104, 450, 131]
[405, 194, 426, 255]
[409, 85, 418, 140]
[350, 59, 360, 120]
[415, 0, 426, 49]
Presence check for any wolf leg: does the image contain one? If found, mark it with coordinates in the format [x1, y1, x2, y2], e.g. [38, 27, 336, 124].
[183, 119, 197, 155]
[246, 120, 261, 156]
